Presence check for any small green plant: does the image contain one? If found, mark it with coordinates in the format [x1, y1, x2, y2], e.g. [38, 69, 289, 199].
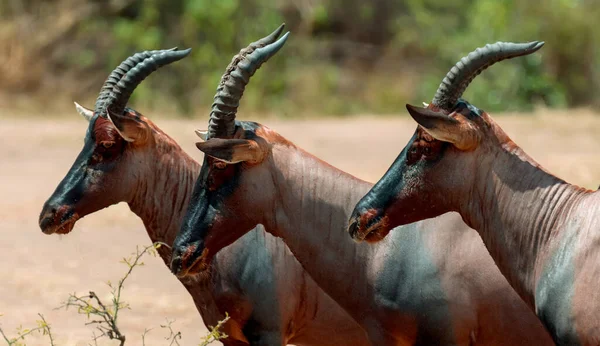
[199, 313, 230, 346]
[1, 242, 229, 345]
[58, 243, 160, 345]
[0, 313, 54, 346]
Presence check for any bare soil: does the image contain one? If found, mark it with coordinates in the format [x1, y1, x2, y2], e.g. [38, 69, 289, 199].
[0, 109, 598, 345]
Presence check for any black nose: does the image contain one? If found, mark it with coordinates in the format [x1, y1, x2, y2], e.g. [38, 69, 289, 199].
[348, 218, 359, 239]
[39, 203, 58, 233]
[39, 216, 54, 233]
[170, 252, 183, 275]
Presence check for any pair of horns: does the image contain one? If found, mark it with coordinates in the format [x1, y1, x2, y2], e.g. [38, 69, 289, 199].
[99, 30, 539, 137]
[95, 48, 191, 117]
[207, 24, 290, 139]
[94, 24, 289, 135]
[430, 41, 544, 111]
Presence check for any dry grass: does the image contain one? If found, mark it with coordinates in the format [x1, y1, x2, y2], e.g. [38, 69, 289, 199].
[0, 108, 598, 345]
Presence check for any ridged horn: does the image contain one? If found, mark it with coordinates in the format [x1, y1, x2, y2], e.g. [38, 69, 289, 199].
[431, 41, 545, 110]
[94, 48, 178, 117]
[207, 24, 290, 139]
[104, 48, 191, 116]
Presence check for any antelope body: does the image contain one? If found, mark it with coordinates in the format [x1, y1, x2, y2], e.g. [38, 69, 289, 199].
[350, 41, 600, 344]
[39, 46, 369, 346]
[170, 27, 554, 345]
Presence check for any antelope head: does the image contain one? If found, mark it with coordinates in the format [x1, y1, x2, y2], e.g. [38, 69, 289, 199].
[169, 25, 290, 277]
[39, 48, 190, 234]
[348, 41, 545, 242]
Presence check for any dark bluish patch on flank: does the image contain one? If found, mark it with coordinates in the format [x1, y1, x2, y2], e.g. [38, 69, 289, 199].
[220, 227, 282, 344]
[535, 224, 580, 345]
[454, 99, 483, 119]
[375, 224, 455, 343]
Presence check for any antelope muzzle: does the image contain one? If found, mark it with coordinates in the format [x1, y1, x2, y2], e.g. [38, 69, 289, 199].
[170, 241, 210, 278]
[348, 206, 391, 243]
[39, 201, 80, 235]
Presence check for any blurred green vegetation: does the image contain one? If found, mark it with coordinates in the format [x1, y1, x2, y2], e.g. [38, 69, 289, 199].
[1, 0, 598, 116]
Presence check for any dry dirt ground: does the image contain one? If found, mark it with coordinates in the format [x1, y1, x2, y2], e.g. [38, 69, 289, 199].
[1, 109, 598, 345]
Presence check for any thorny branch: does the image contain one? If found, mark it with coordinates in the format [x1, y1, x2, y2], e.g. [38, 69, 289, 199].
[58, 243, 161, 346]
[160, 319, 182, 346]
[141, 327, 155, 346]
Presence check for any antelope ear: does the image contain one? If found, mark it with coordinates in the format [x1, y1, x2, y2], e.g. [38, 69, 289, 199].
[196, 138, 265, 164]
[406, 104, 479, 150]
[74, 102, 93, 122]
[106, 109, 151, 143]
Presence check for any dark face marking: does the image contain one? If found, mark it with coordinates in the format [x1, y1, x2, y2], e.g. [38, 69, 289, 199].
[171, 122, 264, 277]
[39, 115, 127, 234]
[348, 129, 450, 241]
[349, 100, 482, 242]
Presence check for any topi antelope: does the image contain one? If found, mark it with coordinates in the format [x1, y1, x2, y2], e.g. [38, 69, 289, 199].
[169, 27, 553, 345]
[39, 40, 370, 346]
[349, 41, 600, 344]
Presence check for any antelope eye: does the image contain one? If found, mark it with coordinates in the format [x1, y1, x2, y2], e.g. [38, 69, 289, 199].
[214, 161, 227, 170]
[101, 141, 114, 149]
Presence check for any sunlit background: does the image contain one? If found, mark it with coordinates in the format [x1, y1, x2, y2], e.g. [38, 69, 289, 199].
[2, 0, 599, 116]
[0, 1, 598, 345]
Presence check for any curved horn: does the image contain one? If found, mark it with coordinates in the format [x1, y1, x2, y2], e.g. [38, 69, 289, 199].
[249, 23, 286, 48]
[208, 25, 290, 139]
[105, 48, 192, 116]
[94, 48, 178, 117]
[431, 41, 545, 110]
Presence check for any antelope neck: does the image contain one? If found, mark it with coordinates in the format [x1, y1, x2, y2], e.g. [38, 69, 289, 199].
[461, 141, 588, 307]
[127, 132, 200, 254]
[264, 144, 378, 313]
